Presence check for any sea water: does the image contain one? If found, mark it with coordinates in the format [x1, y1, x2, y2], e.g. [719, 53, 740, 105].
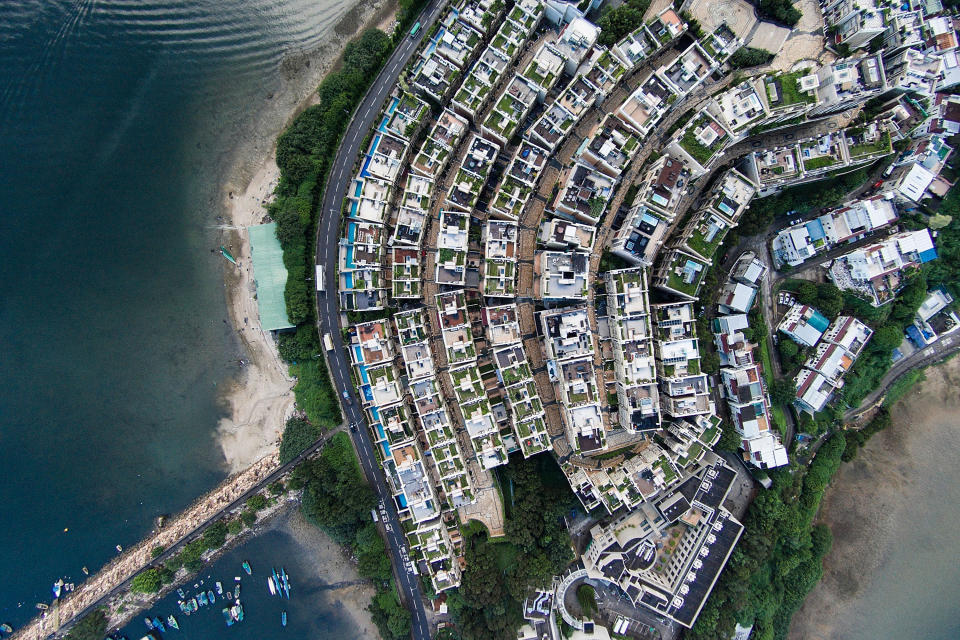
[0, 0, 359, 628]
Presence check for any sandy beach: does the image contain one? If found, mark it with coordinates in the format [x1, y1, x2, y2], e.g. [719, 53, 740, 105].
[214, 0, 399, 471]
[789, 357, 960, 640]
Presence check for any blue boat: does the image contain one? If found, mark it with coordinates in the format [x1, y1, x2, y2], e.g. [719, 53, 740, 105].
[281, 611, 287, 627]
[198, 591, 209, 606]
[207, 589, 216, 604]
[234, 582, 240, 599]
[222, 608, 235, 627]
[242, 561, 252, 575]
[152, 617, 165, 633]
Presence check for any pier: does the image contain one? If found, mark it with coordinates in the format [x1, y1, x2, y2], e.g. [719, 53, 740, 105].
[12, 429, 342, 640]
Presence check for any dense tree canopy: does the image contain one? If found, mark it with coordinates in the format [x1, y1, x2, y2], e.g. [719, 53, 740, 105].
[279, 417, 322, 464]
[596, 0, 652, 47]
[65, 610, 107, 640]
[729, 47, 774, 69]
[450, 456, 577, 640]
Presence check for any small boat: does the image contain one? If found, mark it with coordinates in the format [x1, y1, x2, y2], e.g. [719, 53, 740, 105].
[35, 604, 48, 611]
[152, 616, 165, 633]
[198, 592, 209, 606]
[52, 580, 63, 599]
[167, 614, 179, 630]
[242, 561, 252, 575]
[234, 576, 241, 582]
[207, 589, 216, 604]
[272, 567, 280, 590]
[234, 583, 240, 598]
[189, 597, 198, 612]
[267, 577, 276, 596]
[222, 608, 234, 627]
[231, 603, 244, 622]
[177, 588, 185, 598]
[215, 581, 223, 595]
[221, 246, 237, 265]
[281, 611, 287, 627]
[140, 636, 156, 640]
[144, 617, 154, 630]
[226, 590, 232, 600]
[0, 623, 12, 633]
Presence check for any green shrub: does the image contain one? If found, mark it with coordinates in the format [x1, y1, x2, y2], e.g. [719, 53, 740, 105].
[246, 494, 267, 511]
[292, 359, 342, 427]
[728, 47, 774, 69]
[150, 545, 165, 559]
[227, 519, 243, 536]
[241, 509, 257, 527]
[269, 480, 286, 496]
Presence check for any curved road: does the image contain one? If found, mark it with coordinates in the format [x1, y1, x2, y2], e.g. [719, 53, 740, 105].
[314, 4, 448, 640]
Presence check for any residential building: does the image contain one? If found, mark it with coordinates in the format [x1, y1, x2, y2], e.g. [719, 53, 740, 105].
[827, 228, 938, 305]
[541, 250, 590, 301]
[717, 282, 757, 315]
[654, 302, 712, 418]
[821, 0, 886, 50]
[436, 210, 469, 286]
[653, 250, 709, 300]
[883, 48, 942, 96]
[583, 457, 743, 628]
[778, 304, 831, 347]
[554, 161, 616, 224]
[616, 72, 678, 138]
[605, 268, 661, 432]
[578, 113, 643, 178]
[411, 109, 469, 179]
[667, 108, 731, 175]
[484, 220, 518, 298]
[807, 54, 886, 117]
[539, 217, 597, 251]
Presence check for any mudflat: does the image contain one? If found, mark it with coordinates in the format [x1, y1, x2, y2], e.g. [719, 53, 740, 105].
[789, 357, 960, 640]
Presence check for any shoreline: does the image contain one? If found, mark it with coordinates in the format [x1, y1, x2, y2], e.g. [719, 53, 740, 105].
[213, 0, 398, 472]
[788, 356, 960, 639]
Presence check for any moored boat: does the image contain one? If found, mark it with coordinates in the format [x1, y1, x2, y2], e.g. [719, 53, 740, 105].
[177, 588, 185, 598]
[0, 623, 12, 633]
[167, 614, 179, 630]
[207, 589, 215, 604]
[222, 608, 235, 627]
[144, 617, 153, 630]
[189, 597, 198, 612]
[242, 561, 252, 575]
[198, 592, 208, 606]
[281, 611, 287, 627]
[152, 616, 165, 633]
[267, 577, 276, 596]
[234, 582, 240, 598]
[215, 581, 223, 595]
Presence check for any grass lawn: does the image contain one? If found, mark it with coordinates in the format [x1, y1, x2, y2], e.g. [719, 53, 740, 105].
[758, 338, 788, 434]
[803, 156, 837, 171]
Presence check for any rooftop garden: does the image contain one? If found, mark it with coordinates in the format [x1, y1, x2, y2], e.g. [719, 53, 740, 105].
[847, 130, 892, 158]
[686, 219, 728, 260]
[679, 115, 728, 165]
[770, 70, 816, 106]
[802, 155, 838, 171]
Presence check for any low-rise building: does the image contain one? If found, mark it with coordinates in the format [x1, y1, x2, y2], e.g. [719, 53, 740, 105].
[484, 220, 518, 298]
[667, 109, 731, 175]
[778, 304, 831, 347]
[827, 228, 938, 305]
[653, 250, 709, 300]
[616, 72, 678, 138]
[411, 109, 469, 179]
[539, 217, 596, 251]
[554, 161, 616, 224]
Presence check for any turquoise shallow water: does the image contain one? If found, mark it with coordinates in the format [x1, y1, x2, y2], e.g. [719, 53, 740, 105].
[0, 0, 356, 630]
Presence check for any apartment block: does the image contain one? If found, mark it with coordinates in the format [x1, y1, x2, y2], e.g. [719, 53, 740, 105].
[653, 250, 709, 300]
[654, 302, 712, 418]
[667, 109, 732, 175]
[577, 113, 643, 178]
[539, 217, 596, 251]
[382, 92, 429, 141]
[778, 304, 831, 347]
[807, 54, 886, 117]
[583, 457, 743, 628]
[436, 290, 477, 367]
[554, 161, 616, 224]
[436, 210, 470, 287]
[606, 268, 661, 432]
[540, 250, 590, 301]
[483, 220, 518, 298]
[821, 0, 886, 50]
[411, 109, 469, 179]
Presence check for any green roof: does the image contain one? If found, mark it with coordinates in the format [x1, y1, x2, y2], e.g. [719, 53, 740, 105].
[248, 223, 294, 331]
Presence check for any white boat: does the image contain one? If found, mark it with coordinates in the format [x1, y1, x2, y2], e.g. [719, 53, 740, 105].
[267, 577, 276, 596]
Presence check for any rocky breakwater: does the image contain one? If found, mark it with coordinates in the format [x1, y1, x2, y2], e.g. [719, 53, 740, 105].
[13, 453, 280, 640]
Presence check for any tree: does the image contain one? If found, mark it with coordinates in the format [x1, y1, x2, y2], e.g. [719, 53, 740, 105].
[872, 324, 904, 352]
[131, 568, 162, 594]
[150, 545, 165, 559]
[202, 521, 228, 550]
[227, 518, 243, 535]
[240, 509, 257, 528]
[771, 378, 796, 406]
[757, 0, 802, 26]
[728, 47, 774, 69]
[596, 5, 647, 47]
[796, 281, 818, 305]
[278, 325, 321, 363]
[279, 417, 322, 463]
[65, 609, 108, 640]
[576, 584, 598, 618]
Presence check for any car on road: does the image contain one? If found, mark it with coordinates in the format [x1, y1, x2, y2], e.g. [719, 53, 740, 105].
[342, 390, 351, 403]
